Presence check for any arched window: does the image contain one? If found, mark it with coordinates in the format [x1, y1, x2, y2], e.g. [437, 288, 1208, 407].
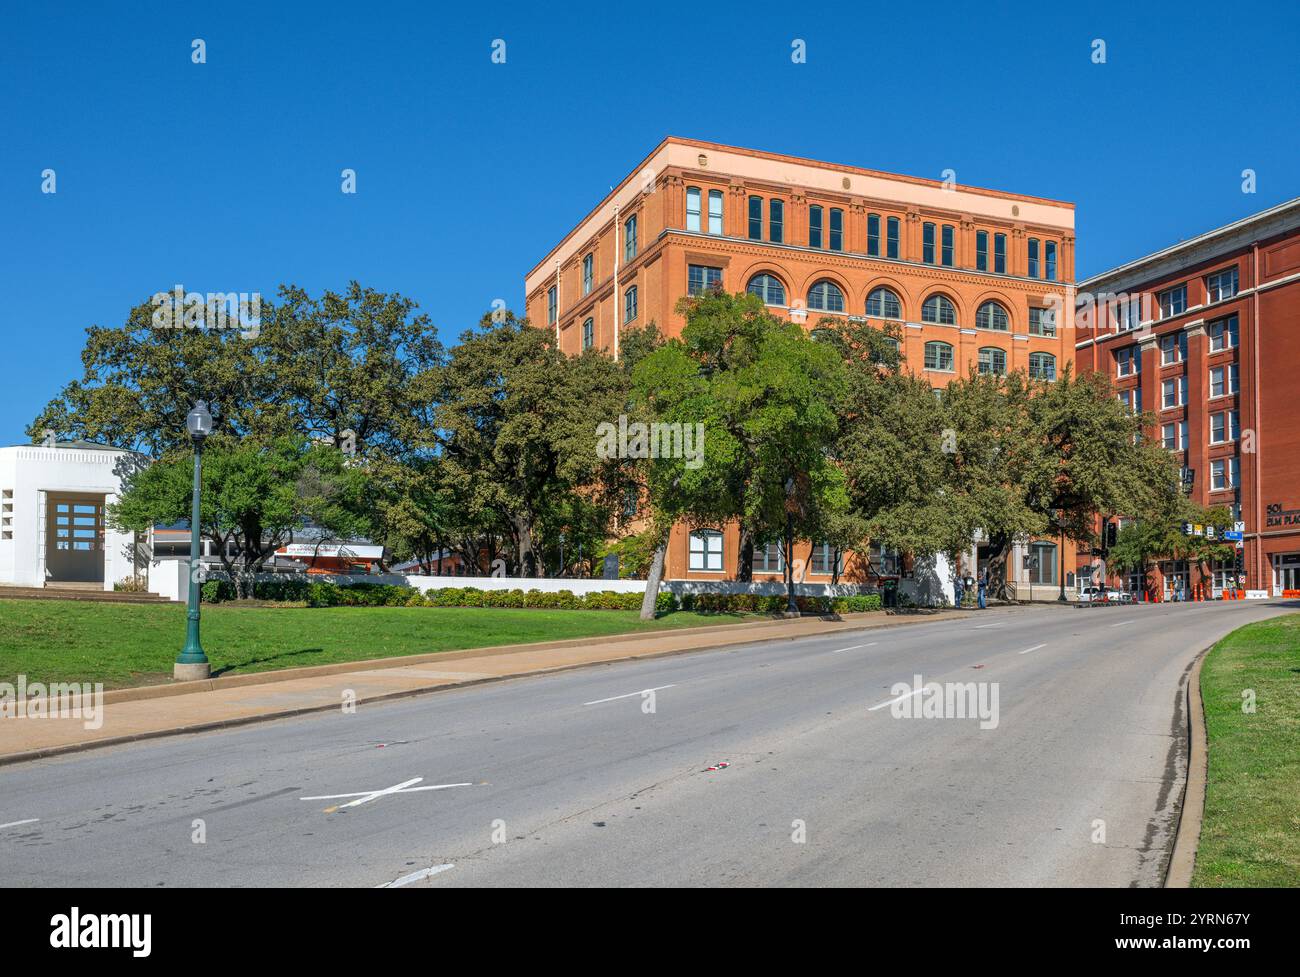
[688, 529, 724, 572]
[623, 285, 638, 324]
[924, 341, 954, 371]
[1029, 351, 1056, 381]
[978, 346, 1007, 375]
[976, 301, 1009, 331]
[807, 280, 845, 313]
[921, 294, 957, 325]
[865, 287, 902, 319]
[747, 273, 786, 306]
[582, 318, 594, 351]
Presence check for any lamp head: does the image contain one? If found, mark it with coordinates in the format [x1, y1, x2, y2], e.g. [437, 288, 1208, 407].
[187, 401, 212, 443]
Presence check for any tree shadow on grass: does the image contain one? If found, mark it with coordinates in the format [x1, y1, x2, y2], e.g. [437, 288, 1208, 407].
[211, 648, 327, 677]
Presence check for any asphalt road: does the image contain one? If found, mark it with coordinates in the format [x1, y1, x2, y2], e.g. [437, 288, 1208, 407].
[0, 599, 1290, 887]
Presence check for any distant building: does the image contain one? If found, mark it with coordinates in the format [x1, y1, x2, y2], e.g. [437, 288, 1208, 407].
[0, 442, 141, 591]
[1076, 197, 1300, 597]
[524, 137, 1076, 595]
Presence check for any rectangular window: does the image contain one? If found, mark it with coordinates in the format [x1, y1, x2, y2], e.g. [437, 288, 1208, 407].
[867, 213, 880, 256]
[754, 541, 783, 574]
[582, 254, 593, 295]
[1158, 284, 1187, 318]
[922, 222, 936, 264]
[546, 286, 557, 325]
[707, 190, 723, 235]
[1210, 412, 1226, 444]
[686, 188, 701, 232]
[623, 285, 638, 324]
[1027, 238, 1040, 278]
[941, 224, 954, 266]
[976, 230, 988, 271]
[1115, 296, 1142, 332]
[1045, 241, 1057, 281]
[624, 215, 638, 261]
[1166, 375, 1187, 407]
[1209, 314, 1238, 352]
[829, 208, 843, 251]
[687, 264, 722, 296]
[769, 199, 784, 243]
[1162, 422, 1177, 450]
[810, 542, 840, 576]
[994, 233, 1006, 274]
[808, 205, 823, 249]
[886, 217, 900, 259]
[1160, 332, 1187, 365]
[1209, 364, 1238, 398]
[1116, 346, 1138, 377]
[748, 195, 763, 240]
[1206, 457, 1227, 488]
[1028, 307, 1056, 337]
[1206, 266, 1239, 302]
[688, 532, 723, 572]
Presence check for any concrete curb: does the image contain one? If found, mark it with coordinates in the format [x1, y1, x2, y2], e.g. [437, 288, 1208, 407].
[89, 608, 967, 705]
[1164, 645, 1211, 888]
[0, 606, 1016, 767]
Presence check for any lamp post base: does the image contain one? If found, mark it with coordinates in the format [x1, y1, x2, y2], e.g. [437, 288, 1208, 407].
[173, 661, 211, 682]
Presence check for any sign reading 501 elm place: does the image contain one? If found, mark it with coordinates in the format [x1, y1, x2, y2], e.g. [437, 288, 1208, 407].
[1266, 503, 1300, 528]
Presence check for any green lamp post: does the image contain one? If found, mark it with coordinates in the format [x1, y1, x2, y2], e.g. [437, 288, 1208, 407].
[174, 400, 212, 681]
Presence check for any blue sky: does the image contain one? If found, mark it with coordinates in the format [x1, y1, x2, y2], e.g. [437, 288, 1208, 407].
[3, 0, 1298, 445]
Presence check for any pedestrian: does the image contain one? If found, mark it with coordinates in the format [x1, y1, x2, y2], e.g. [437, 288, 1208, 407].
[977, 569, 988, 610]
[954, 569, 965, 608]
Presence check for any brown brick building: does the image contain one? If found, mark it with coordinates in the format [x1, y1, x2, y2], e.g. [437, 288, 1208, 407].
[525, 138, 1076, 587]
[1075, 197, 1300, 597]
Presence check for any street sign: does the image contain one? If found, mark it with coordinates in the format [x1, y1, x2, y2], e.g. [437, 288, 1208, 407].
[1233, 521, 1245, 533]
[1223, 530, 1243, 541]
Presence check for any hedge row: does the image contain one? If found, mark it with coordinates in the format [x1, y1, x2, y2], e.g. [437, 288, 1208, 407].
[199, 580, 675, 612]
[197, 580, 886, 615]
[678, 592, 883, 614]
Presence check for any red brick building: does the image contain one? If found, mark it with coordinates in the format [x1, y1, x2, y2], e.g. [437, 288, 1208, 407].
[525, 138, 1076, 588]
[1074, 197, 1300, 597]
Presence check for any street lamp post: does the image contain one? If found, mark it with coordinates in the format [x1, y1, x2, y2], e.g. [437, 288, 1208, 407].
[1057, 510, 1068, 603]
[784, 476, 798, 617]
[175, 400, 212, 681]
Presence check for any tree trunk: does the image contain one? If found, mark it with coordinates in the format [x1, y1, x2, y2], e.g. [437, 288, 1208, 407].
[513, 515, 537, 577]
[736, 524, 754, 582]
[985, 531, 1013, 601]
[640, 543, 666, 620]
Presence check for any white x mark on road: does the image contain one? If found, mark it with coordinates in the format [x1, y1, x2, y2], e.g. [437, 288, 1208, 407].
[301, 777, 473, 812]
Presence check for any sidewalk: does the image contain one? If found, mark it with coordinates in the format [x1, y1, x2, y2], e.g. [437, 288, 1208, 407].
[0, 605, 1021, 765]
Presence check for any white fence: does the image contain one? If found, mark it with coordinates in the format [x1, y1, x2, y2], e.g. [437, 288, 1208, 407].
[145, 563, 918, 602]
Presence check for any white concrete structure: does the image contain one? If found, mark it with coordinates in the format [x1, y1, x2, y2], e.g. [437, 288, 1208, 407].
[0, 443, 141, 591]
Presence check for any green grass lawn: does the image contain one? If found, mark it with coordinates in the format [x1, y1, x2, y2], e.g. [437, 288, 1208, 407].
[1193, 613, 1300, 887]
[0, 599, 761, 690]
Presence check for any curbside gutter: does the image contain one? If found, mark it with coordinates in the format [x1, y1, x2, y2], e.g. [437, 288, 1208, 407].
[1164, 645, 1211, 887]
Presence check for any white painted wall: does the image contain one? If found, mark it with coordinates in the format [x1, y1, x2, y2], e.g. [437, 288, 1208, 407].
[0, 445, 138, 591]
[147, 558, 190, 602]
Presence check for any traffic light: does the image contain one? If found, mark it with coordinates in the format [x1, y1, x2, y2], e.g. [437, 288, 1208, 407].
[1104, 521, 1118, 549]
